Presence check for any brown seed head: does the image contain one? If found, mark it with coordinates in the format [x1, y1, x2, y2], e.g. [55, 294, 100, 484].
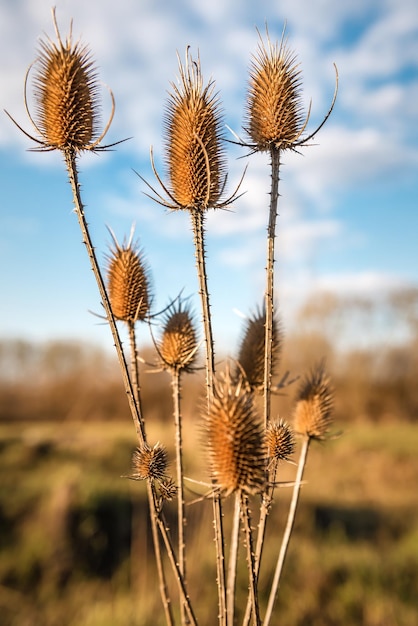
[237, 306, 281, 392]
[245, 29, 305, 151]
[266, 419, 295, 462]
[205, 371, 266, 496]
[31, 10, 102, 152]
[158, 301, 198, 372]
[158, 478, 178, 502]
[106, 230, 151, 323]
[293, 362, 334, 439]
[132, 443, 168, 481]
[164, 49, 227, 210]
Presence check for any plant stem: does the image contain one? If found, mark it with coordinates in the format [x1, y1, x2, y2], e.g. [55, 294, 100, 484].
[241, 494, 261, 626]
[242, 460, 278, 626]
[190, 210, 215, 405]
[227, 492, 241, 626]
[128, 320, 143, 415]
[64, 149, 146, 446]
[128, 323, 173, 625]
[65, 150, 173, 624]
[213, 492, 227, 626]
[157, 508, 199, 626]
[147, 481, 175, 626]
[263, 437, 310, 626]
[171, 369, 188, 624]
[190, 209, 227, 626]
[263, 148, 281, 428]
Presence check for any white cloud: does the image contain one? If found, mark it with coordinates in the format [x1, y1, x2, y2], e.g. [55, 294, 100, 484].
[316, 270, 410, 295]
[284, 124, 418, 209]
[1, 0, 418, 352]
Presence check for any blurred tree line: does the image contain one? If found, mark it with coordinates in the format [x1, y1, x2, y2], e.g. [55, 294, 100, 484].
[1, 288, 418, 423]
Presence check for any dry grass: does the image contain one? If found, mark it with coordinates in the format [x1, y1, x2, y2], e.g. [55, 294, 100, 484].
[0, 415, 417, 625]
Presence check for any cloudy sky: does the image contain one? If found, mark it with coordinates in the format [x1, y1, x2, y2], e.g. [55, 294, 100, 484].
[1, 0, 417, 355]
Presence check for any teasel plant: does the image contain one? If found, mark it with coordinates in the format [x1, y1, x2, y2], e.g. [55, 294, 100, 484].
[242, 418, 295, 626]
[263, 361, 335, 626]
[5, 9, 192, 625]
[236, 304, 282, 393]
[104, 228, 179, 624]
[8, 9, 341, 624]
[140, 48, 244, 625]
[4, 7, 147, 444]
[242, 26, 338, 430]
[152, 299, 200, 624]
[105, 225, 152, 417]
[205, 368, 266, 626]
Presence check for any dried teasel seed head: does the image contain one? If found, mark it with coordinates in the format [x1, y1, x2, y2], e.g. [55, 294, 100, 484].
[106, 228, 152, 323]
[29, 9, 109, 153]
[205, 370, 266, 496]
[293, 362, 334, 440]
[158, 300, 199, 372]
[158, 478, 178, 502]
[266, 418, 295, 462]
[163, 49, 227, 210]
[245, 28, 305, 151]
[132, 443, 168, 481]
[237, 305, 281, 392]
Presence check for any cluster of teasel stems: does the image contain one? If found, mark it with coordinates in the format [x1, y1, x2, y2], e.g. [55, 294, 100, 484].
[7, 9, 339, 626]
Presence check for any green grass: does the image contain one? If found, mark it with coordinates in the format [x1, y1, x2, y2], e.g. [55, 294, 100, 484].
[0, 418, 417, 625]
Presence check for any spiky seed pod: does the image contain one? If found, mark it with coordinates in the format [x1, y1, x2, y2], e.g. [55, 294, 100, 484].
[205, 372, 266, 496]
[164, 49, 227, 210]
[266, 419, 295, 462]
[106, 231, 151, 323]
[132, 443, 168, 481]
[293, 363, 334, 440]
[237, 306, 281, 392]
[158, 301, 198, 372]
[30, 10, 102, 152]
[158, 478, 178, 502]
[245, 30, 305, 151]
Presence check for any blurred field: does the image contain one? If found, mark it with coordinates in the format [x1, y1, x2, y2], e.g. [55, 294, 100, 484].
[1, 296, 418, 626]
[1, 417, 417, 626]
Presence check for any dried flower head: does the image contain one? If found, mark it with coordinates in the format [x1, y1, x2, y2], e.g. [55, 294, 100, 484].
[158, 300, 199, 372]
[158, 478, 178, 502]
[131, 443, 168, 481]
[7, 8, 114, 153]
[164, 49, 226, 210]
[293, 362, 334, 440]
[142, 49, 241, 212]
[237, 305, 281, 391]
[245, 28, 305, 151]
[106, 227, 152, 324]
[244, 26, 338, 153]
[266, 419, 295, 462]
[205, 370, 266, 496]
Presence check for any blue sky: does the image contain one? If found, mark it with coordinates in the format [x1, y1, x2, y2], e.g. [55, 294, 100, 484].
[1, 0, 417, 355]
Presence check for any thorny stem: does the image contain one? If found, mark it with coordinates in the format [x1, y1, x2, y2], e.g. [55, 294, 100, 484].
[263, 147, 281, 429]
[264, 437, 310, 626]
[147, 481, 175, 626]
[157, 509, 199, 626]
[213, 492, 227, 626]
[241, 148, 281, 626]
[64, 149, 146, 446]
[241, 494, 261, 626]
[226, 492, 241, 626]
[190, 209, 227, 626]
[190, 210, 215, 404]
[129, 323, 172, 625]
[128, 320, 143, 414]
[171, 369, 188, 624]
[65, 150, 173, 624]
[242, 460, 279, 626]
